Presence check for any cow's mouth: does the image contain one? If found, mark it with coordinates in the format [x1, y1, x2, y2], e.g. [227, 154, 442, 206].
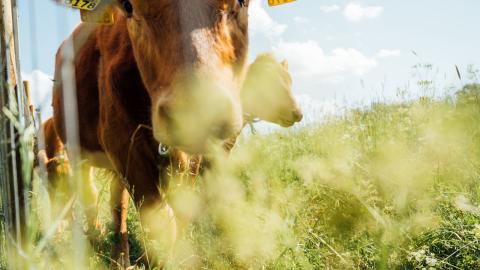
[278, 113, 303, 127]
[174, 142, 207, 155]
[152, 119, 223, 155]
[279, 119, 296, 127]
[152, 82, 243, 154]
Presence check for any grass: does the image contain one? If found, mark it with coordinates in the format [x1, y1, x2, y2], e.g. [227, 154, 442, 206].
[2, 82, 480, 269]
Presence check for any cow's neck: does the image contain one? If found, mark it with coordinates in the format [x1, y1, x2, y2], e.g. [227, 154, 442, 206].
[101, 15, 153, 127]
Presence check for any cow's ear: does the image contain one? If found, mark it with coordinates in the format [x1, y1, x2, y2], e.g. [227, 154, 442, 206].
[118, 0, 133, 18]
[281, 60, 289, 70]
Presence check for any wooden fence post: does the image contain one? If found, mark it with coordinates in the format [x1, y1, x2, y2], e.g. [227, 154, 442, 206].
[0, 0, 30, 267]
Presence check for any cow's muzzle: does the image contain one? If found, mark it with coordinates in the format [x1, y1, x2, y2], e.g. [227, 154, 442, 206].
[152, 73, 243, 154]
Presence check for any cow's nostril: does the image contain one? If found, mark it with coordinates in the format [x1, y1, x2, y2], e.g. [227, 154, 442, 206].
[212, 122, 233, 140]
[158, 105, 172, 119]
[293, 110, 303, 122]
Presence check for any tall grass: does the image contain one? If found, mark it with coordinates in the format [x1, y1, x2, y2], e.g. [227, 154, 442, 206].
[2, 81, 480, 269]
[166, 83, 480, 269]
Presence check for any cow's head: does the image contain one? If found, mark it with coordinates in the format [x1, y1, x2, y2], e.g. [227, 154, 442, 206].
[117, 0, 250, 153]
[241, 54, 303, 127]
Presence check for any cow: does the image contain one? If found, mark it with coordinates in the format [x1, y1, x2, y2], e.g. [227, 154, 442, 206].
[37, 118, 100, 236]
[50, 0, 251, 267]
[104, 53, 303, 266]
[41, 51, 302, 267]
[225, 53, 303, 150]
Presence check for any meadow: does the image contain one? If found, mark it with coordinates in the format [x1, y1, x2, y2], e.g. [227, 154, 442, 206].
[2, 80, 480, 269]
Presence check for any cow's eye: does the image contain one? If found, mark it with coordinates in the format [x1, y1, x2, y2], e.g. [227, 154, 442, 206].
[238, 0, 246, 8]
[119, 0, 133, 18]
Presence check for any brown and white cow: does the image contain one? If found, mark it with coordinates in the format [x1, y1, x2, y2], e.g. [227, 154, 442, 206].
[49, 0, 251, 267]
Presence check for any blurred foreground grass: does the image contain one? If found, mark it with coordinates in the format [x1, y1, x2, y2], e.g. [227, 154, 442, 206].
[2, 84, 480, 269]
[181, 83, 480, 270]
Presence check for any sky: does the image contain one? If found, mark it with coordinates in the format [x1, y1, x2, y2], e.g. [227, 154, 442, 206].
[18, 0, 480, 123]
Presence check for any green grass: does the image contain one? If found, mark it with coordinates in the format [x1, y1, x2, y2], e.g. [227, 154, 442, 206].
[2, 84, 480, 269]
[164, 83, 480, 269]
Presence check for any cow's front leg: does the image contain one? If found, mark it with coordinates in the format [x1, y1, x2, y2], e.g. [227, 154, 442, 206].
[110, 178, 130, 268]
[135, 197, 177, 268]
[102, 127, 176, 268]
[126, 136, 177, 268]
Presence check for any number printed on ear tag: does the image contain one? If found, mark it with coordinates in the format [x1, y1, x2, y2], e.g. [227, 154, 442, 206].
[65, 0, 101, 11]
[268, 0, 296, 6]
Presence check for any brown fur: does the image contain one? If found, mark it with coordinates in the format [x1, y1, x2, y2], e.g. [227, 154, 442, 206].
[38, 118, 70, 199]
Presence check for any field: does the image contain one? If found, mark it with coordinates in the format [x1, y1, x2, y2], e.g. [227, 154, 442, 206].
[2, 82, 480, 269]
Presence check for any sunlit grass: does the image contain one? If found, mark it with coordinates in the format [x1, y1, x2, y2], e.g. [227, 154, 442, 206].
[2, 80, 480, 269]
[166, 83, 480, 269]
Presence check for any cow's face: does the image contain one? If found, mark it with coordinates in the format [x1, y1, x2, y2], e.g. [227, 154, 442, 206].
[241, 55, 303, 127]
[119, 0, 250, 153]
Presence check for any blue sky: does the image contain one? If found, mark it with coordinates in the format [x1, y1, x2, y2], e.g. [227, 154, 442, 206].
[18, 0, 480, 121]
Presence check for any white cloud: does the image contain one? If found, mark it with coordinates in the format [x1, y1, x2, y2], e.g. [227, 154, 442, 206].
[249, 0, 287, 39]
[273, 40, 378, 81]
[320, 5, 340, 13]
[21, 70, 54, 120]
[376, 49, 401, 58]
[343, 3, 383, 22]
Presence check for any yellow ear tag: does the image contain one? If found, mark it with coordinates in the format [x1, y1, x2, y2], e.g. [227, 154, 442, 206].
[268, 0, 296, 6]
[80, 7, 115, 25]
[64, 0, 114, 25]
[64, 0, 101, 11]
